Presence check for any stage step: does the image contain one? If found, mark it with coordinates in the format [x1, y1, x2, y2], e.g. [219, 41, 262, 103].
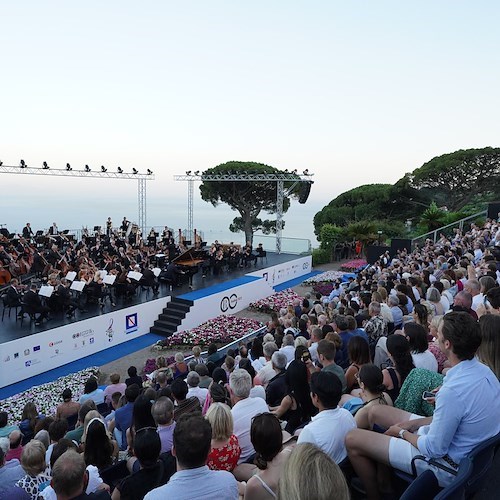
[149, 297, 193, 337]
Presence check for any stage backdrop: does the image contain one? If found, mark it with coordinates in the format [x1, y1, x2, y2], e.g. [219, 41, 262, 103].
[246, 255, 312, 287]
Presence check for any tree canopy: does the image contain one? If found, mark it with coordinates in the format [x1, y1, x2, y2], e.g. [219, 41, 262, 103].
[409, 147, 500, 211]
[199, 161, 298, 244]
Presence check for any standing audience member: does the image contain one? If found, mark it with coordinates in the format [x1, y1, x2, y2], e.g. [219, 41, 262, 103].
[144, 414, 238, 500]
[103, 374, 127, 405]
[55, 389, 80, 420]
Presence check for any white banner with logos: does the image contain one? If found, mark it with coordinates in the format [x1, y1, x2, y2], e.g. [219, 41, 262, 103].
[246, 255, 312, 288]
[0, 297, 170, 389]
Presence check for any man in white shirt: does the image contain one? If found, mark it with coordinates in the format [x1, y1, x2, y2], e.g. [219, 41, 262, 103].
[464, 279, 483, 312]
[279, 334, 295, 364]
[256, 342, 278, 387]
[186, 371, 208, 406]
[230, 369, 269, 464]
[297, 371, 356, 464]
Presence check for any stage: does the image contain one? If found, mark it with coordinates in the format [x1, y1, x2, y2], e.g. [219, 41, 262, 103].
[0, 252, 314, 391]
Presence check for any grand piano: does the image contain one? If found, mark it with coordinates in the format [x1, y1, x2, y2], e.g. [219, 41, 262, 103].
[164, 247, 209, 286]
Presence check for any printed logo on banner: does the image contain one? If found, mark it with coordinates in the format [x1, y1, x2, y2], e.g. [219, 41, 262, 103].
[220, 294, 238, 313]
[4, 355, 10, 362]
[89, 337, 95, 344]
[106, 318, 114, 342]
[303, 262, 309, 270]
[24, 349, 30, 356]
[73, 329, 94, 339]
[14, 352, 19, 359]
[25, 360, 32, 367]
[33, 345, 40, 352]
[49, 340, 62, 347]
[126, 313, 138, 334]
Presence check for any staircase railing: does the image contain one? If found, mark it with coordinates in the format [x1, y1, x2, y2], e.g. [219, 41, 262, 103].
[411, 210, 487, 246]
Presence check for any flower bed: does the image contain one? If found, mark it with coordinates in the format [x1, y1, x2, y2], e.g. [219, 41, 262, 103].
[340, 259, 367, 272]
[143, 356, 175, 376]
[303, 271, 345, 285]
[248, 288, 301, 314]
[155, 315, 264, 349]
[0, 367, 100, 423]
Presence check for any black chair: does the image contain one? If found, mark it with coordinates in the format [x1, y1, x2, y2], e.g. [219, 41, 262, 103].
[1, 293, 21, 321]
[399, 470, 440, 500]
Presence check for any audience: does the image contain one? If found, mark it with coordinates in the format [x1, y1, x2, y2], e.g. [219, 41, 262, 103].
[151, 397, 176, 454]
[55, 389, 80, 421]
[171, 378, 201, 421]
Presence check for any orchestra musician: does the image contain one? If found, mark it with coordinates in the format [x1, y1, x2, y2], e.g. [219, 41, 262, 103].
[5, 278, 25, 317]
[106, 217, 113, 237]
[48, 222, 59, 236]
[22, 222, 35, 240]
[22, 284, 51, 325]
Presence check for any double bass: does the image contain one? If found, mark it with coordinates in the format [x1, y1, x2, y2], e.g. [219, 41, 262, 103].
[0, 264, 11, 284]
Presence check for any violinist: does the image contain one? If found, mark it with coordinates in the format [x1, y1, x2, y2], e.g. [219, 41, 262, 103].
[5, 278, 25, 317]
[57, 278, 87, 317]
[22, 223, 35, 240]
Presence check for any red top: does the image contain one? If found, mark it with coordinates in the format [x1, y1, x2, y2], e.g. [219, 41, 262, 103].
[207, 434, 241, 472]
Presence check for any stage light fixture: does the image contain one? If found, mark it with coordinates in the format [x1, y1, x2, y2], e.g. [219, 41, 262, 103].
[42, 161, 49, 169]
[20, 159, 26, 168]
[291, 169, 297, 174]
[66, 163, 72, 171]
[101, 166, 107, 172]
[303, 169, 309, 175]
[194, 170, 200, 176]
[132, 168, 138, 174]
[0, 161, 3, 167]
[85, 165, 91, 172]
[147, 169, 153, 175]
[117, 167, 123, 173]
[186, 170, 191, 176]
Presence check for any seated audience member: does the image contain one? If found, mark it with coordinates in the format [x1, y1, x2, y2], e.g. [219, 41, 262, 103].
[144, 414, 238, 500]
[405, 322, 438, 372]
[103, 374, 127, 405]
[0, 411, 19, 438]
[171, 378, 201, 421]
[297, 371, 356, 463]
[170, 353, 189, 380]
[6, 430, 24, 462]
[205, 403, 241, 472]
[15, 440, 51, 498]
[265, 352, 288, 407]
[195, 364, 213, 389]
[51, 450, 110, 499]
[19, 403, 43, 444]
[114, 384, 141, 451]
[192, 346, 205, 365]
[477, 313, 500, 379]
[345, 336, 371, 392]
[0, 445, 25, 496]
[333, 315, 354, 369]
[83, 416, 117, 471]
[311, 339, 347, 393]
[382, 334, 415, 402]
[79, 377, 105, 405]
[308, 327, 324, 363]
[346, 312, 500, 498]
[125, 366, 143, 388]
[238, 359, 266, 399]
[186, 371, 209, 406]
[230, 369, 269, 464]
[64, 399, 97, 445]
[151, 397, 176, 454]
[341, 364, 392, 428]
[279, 334, 295, 364]
[450, 290, 478, 319]
[277, 443, 350, 500]
[45, 419, 69, 467]
[245, 412, 291, 500]
[428, 315, 448, 373]
[113, 428, 164, 500]
[256, 342, 279, 388]
[55, 389, 80, 420]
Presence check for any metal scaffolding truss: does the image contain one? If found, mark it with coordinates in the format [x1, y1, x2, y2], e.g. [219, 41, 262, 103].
[0, 164, 154, 234]
[174, 172, 312, 254]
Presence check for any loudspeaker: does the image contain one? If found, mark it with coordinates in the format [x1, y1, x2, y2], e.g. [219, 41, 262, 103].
[298, 181, 313, 204]
[366, 245, 390, 265]
[487, 202, 500, 220]
[391, 238, 412, 255]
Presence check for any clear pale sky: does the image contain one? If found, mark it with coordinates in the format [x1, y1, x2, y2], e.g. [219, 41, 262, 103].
[1, 1, 499, 244]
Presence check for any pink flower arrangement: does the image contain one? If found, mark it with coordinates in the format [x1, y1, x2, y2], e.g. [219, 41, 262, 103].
[249, 288, 301, 313]
[155, 315, 264, 349]
[340, 259, 367, 272]
[143, 356, 175, 376]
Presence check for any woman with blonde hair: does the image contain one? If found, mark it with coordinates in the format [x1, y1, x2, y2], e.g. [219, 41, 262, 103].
[205, 403, 240, 472]
[16, 440, 51, 498]
[277, 443, 349, 500]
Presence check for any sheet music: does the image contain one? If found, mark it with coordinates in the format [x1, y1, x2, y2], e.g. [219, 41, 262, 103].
[38, 285, 54, 298]
[155, 253, 166, 258]
[99, 270, 108, 278]
[103, 274, 116, 285]
[127, 271, 143, 281]
[152, 267, 161, 277]
[65, 271, 77, 281]
[70, 280, 86, 292]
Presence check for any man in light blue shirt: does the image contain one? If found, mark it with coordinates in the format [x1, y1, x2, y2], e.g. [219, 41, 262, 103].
[346, 312, 500, 499]
[145, 413, 238, 500]
[0, 446, 25, 496]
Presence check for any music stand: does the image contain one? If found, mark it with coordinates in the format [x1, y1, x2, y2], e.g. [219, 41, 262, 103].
[184, 240, 192, 246]
[35, 230, 44, 237]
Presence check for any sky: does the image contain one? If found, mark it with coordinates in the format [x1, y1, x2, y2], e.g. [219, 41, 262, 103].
[1, 1, 499, 245]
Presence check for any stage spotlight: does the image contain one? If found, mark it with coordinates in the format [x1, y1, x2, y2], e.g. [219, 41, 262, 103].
[20, 159, 26, 168]
[147, 169, 153, 175]
[194, 170, 200, 176]
[0, 161, 3, 167]
[186, 170, 191, 176]
[132, 168, 138, 174]
[101, 166, 107, 172]
[85, 165, 91, 172]
[291, 169, 297, 174]
[117, 167, 123, 173]
[303, 169, 309, 175]
[66, 163, 72, 171]
[42, 161, 49, 169]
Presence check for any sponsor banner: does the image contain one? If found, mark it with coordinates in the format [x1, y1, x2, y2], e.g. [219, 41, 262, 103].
[246, 255, 312, 287]
[0, 296, 170, 389]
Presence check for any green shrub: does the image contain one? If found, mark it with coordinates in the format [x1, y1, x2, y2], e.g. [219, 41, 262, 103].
[312, 248, 330, 266]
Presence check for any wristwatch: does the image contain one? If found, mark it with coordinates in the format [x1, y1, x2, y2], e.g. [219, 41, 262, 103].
[398, 429, 406, 439]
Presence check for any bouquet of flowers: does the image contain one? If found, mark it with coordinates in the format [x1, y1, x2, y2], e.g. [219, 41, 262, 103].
[248, 288, 301, 313]
[340, 259, 367, 272]
[155, 315, 264, 349]
[0, 367, 100, 423]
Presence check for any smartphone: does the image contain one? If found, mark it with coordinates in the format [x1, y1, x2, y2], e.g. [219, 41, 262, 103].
[422, 391, 435, 400]
[301, 352, 311, 362]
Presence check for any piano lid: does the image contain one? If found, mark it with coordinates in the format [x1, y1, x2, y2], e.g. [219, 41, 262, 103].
[172, 247, 208, 264]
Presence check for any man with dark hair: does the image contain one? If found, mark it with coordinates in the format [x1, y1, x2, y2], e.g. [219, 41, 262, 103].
[314, 339, 347, 393]
[297, 371, 356, 463]
[46, 419, 69, 466]
[170, 379, 201, 421]
[114, 383, 141, 450]
[144, 414, 237, 499]
[333, 315, 354, 369]
[346, 312, 500, 498]
[64, 400, 97, 444]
